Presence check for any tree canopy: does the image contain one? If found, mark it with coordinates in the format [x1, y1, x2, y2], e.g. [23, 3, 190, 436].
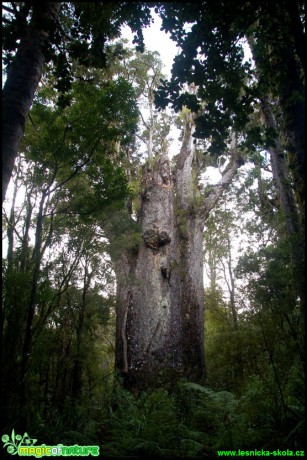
[155, 1, 304, 214]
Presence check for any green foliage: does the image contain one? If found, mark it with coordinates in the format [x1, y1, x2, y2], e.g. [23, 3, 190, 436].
[20, 72, 138, 218]
[235, 239, 299, 314]
[20, 280, 116, 439]
[104, 389, 181, 457]
[201, 155, 305, 451]
[175, 382, 237, 449]
[104, 386, 215, 458]
[155, 0, 304, 181]
[104, 207, 142, 259]
[155, 2, 255, 155]
[99, 379, 304, 456]
[2, 2, 153, 98]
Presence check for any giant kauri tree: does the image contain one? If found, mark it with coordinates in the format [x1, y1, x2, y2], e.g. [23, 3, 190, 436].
[109, 111, 244, 390]
[2, 0, 304, 403]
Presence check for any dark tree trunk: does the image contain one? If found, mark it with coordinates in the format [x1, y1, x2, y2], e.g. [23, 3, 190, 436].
[260, 96, 302, 247]
[278, 63, 305, 223]
[248, 27, 305, 226]
[260, 95, 305, 347]
[6, 173, 18, 269]
[17, 191, 48, 430]
[111, 114, 243, 391]
[267, 3, 305, 222]
[284, 1, 305, 74]
[2, 2, 60, 202]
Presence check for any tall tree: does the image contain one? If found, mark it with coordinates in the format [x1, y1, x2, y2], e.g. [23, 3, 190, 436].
[106, 105, 244, 390]
[2, 2, 60, 201]
[127, 50, 168, 158]
[2, 2, 153, 202]
[1, 66, 139, 430]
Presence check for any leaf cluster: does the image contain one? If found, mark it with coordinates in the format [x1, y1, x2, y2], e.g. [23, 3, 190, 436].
[154, 1, 304, 160]
[2, 2, 154, 102]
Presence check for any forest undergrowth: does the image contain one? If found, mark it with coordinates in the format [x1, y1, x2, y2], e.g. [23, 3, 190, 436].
[24, 377, 304, 458]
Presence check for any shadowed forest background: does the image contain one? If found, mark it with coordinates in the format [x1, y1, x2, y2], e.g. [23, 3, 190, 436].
[1, 2, 305, 457]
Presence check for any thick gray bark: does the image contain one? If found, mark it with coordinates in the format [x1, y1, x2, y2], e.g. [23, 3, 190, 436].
[175, 112, 205, 380]
[113, 156, 182, 389]
[112, 115, 243, 390]
[2, 2, 60, 202]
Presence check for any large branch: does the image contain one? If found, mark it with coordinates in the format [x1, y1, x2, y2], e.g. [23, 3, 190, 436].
[175, 110, 197, 209]
[175, 105, 244, 221]
[200, 141, 244, 222]
[176, 110, 195, 171]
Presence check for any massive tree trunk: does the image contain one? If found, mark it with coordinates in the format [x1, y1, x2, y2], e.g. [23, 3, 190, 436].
[113, 155, 183, 390]
[2, 2, 60, 203]
[111, 115, 243, 391]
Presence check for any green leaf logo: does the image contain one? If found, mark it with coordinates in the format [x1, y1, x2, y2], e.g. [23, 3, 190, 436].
[1, 430, 37, 455]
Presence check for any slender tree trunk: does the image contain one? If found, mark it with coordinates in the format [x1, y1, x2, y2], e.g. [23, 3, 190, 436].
[71, 264, 92, 399]
[2, 2, 60, 202]
[17, 190, 48, 429]
[148, 127, 153, 159]
[207, 241, 218, 294]
[20, 189, 34, 272]
[221, 233, 238, 331]
[0, 175, 18, 428]
[147, 89, 155, 158]
[222, 232, 244, 382]
[6, 174, 18, 269]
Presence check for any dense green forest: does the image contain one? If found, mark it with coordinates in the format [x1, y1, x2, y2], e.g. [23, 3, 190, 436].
[2, 2, 305, 458]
